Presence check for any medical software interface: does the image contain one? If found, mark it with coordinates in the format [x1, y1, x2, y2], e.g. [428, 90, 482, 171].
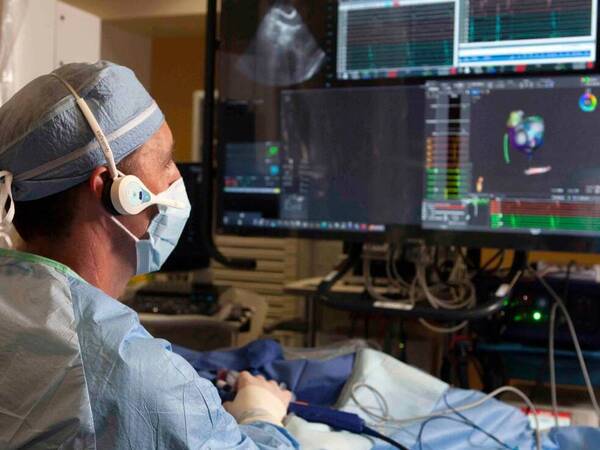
[336, 0, 598, 80]
[422, 75, 600, 237]
[221, 86, 425, 233]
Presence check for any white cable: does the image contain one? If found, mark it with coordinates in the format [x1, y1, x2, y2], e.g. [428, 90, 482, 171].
[51, 73, 120, 180]
[388, 245, 411, 289]
[532, 267, 600, 423]
[414, 248, 475, 333]
[0, 171, 15, 248]
[364, 255, 415, 309]
[369, 245, 475, 334]
[350, 383, 541, 450]
[549, 301, 559, 427]
[419, 318, 468, 334]
[416, 248, 476, 310]
[416, 265, 475, 310]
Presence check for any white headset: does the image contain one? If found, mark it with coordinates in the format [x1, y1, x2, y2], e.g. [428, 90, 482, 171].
[52, 73, 183, 216]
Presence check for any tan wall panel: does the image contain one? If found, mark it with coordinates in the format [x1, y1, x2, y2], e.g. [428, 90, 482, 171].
[151, 35, 205, 162]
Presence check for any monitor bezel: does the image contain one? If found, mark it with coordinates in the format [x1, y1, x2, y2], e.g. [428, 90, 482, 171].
[415, 228, 600, 254]
[328, 0, 600, 87]
[215, 1, 600, 248]
[411, 71, 600, 254]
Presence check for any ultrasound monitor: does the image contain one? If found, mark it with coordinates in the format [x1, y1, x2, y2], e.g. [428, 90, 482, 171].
[422, 75, 600, 249]
[217, 86, 425, 238]
[337, 0, 598, 80]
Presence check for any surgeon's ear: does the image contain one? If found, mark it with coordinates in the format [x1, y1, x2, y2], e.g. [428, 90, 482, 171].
[88, 166, 110, 201]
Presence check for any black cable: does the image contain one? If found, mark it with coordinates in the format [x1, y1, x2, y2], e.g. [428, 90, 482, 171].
[562, 260, 576, 303]
[433, 246, 445, 281]
[362, 426, 409, 450]
[416, 416, 511, 450]
[442, 395, 512, 450]
[527, 357, 550, 402]
[481, 250, 505, 275]
[488, 252, 505, 274]
[317, 242, 362, 298]
[457, 248, 479, 272]
[509, 250, 528, 279]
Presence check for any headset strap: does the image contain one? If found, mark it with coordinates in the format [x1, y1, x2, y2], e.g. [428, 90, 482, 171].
[0, 171, 15, 248]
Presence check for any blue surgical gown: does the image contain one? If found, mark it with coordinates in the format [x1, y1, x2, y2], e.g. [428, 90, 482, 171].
[0, 248, 298, 449]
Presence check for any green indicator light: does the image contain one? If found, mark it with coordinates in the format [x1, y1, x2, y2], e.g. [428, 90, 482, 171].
[533, 311, 542, 321]
[268, 146, 279, 156]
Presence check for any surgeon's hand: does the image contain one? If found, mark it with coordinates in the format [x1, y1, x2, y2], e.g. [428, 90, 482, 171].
[223, 371, 293, 426]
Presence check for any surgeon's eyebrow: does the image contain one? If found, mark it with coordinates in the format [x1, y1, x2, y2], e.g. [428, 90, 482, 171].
[163, 141, 176, 164]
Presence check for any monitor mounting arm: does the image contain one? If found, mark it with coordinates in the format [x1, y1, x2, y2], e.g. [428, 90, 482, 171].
[199, 0, 256, 270]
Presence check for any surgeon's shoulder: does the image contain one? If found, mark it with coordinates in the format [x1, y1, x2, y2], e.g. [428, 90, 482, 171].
[0, 250, 75, 307]
[67, 274, 218, 397]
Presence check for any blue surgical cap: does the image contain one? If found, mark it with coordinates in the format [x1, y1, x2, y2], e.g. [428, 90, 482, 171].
[0, 61, 164, 202]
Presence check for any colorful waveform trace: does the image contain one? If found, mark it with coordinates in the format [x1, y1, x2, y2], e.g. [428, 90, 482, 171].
[467, 0, 593, 43]
[504, 110, 550, 177]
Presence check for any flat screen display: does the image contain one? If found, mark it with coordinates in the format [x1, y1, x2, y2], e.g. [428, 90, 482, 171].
[337, 0, 598, 80]
[422, 75, 600, 243]
[219, 86, 425, 237]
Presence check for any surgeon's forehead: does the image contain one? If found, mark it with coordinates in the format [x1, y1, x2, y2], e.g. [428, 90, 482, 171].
[121, 122, 173, 171]
[142, 123, 172, 158]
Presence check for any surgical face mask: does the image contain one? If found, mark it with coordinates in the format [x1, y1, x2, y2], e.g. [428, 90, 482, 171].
[112, 178, 191, 275]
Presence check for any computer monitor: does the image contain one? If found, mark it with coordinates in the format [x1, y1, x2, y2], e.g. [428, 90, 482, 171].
[421, 74, 600, 252]
[162, 163, 211, 271]
[216, 86, 425, 239]
[336, 0, 599, 80]
[217, 0, 600, 247]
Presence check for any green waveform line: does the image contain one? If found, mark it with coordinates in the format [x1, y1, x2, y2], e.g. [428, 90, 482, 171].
[491, 214, 600, 231]
[427, 168, 464, 173]
[503, 134, 511, 164]
[469, 11, 591, 42]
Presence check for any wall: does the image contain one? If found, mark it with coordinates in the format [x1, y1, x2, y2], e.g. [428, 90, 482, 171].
[13, 1, 101, 92]
[101, 23, 152, 89]
[151, 35, 205, 162]
[13, 0, 56, 90]
[55, 1, 100, 66]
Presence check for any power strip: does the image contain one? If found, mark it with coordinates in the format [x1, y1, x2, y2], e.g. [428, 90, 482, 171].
[507, 401, 599, 431]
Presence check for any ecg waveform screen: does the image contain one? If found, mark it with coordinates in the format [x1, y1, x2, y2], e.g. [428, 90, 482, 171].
[337, 0, 597, 80]
[343, 3, 455, 75]
[467, 0, 594, 42]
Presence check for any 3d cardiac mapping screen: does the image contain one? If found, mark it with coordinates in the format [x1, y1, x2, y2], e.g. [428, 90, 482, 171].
[422, 75, 600, 236]
[337, 0, 598, 79]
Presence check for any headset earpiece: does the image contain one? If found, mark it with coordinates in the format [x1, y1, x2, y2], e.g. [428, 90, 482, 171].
[103, 171, 185, 216]
[101, 171, 148, 217]
[101, 172, 120, 216]
[110, 174, 157, 216]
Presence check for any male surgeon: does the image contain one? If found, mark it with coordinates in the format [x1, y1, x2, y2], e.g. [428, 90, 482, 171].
[0, 61, 297, 449]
